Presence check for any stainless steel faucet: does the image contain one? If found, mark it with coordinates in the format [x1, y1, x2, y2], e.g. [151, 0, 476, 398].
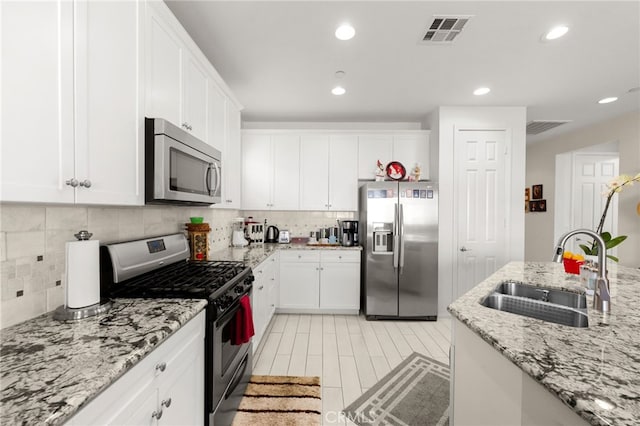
[552, 229, 611, 313]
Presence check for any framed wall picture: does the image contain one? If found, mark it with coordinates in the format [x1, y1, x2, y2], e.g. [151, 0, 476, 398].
[529, 199, 547, 212]
[532, 184, 543, 200]
[525, 188, 530, 211]
[529, 200, 539, 212]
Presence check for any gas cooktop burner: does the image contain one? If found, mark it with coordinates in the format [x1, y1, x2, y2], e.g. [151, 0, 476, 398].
[109, 260, 250, 300]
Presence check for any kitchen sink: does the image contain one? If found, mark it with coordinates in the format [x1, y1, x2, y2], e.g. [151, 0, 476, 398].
[495, 281, 588, 309]
[480, 282, 589, 328]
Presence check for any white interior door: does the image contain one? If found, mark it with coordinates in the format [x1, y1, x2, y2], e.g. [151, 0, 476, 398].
[569, 153, 619, 254]
[454, 129, 508, 299]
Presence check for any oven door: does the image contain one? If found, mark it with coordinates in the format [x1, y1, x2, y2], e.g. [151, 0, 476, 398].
[211, 294, 253, 419]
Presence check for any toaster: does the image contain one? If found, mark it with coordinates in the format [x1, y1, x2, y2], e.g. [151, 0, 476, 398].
[278, 230, 290, 244]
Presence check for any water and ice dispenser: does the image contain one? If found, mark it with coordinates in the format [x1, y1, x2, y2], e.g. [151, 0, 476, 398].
[373, 223, 393, 253]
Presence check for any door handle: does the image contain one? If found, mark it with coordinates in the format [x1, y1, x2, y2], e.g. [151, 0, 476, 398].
[393, 203, 399, 269]
[460, 247, 472, 252]
[213, 162, 221, 195]
[399, 203, 405, 273]
[205, 164, 212, 195]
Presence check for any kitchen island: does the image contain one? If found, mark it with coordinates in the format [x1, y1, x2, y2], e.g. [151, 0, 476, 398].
[0, 298, 207, 425]
[448, 261, 640, 426]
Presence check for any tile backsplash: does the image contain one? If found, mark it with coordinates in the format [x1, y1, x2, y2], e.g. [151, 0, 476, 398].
[0, 204, 240, 328]
[0, 206, 356, 328]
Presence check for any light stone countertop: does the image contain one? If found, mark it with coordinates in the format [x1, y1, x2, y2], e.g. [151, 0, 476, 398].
[0, 298, 208, 425]
[209, 242, 362, 269]
[447, 261, 640, 426]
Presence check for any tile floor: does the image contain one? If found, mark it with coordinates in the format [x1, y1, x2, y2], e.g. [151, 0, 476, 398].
[253, 313, 452, 425]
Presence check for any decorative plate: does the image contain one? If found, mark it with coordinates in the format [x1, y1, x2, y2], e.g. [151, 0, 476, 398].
[385, 161, 406, 180]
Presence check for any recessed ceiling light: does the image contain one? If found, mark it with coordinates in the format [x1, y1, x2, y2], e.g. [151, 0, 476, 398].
[473, 87, 490, 96]
[544, 25, 569, 40]
[598, 97, 618, 104]
[335, 24, 355, 41]
[332, 86, 346, 96]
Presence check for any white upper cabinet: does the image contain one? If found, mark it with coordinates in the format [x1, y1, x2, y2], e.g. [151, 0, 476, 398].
[146, 5, 181, 126]
[221, 103, 242, 208]
[300, 134, 358, 211]
[328, 135, 358, 210]
[182, 54, 209, 141]
[1, 0, 143, 205]
[300, 135, 330, 210]
[357, 134, 393, 180]
[392, 133, 430, 179]
[242, 132, 300, 210]
[357, 132, 430, 180]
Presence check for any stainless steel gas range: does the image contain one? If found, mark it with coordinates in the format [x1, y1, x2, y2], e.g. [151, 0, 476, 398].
[100, 233, 254, 426]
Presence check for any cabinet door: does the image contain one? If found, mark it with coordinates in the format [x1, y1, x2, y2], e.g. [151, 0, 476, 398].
[157, 337, 204, 425]
[358, 134, 393, 180]
[299, 135, 329, 210]
[266, 254, 279, 317]
[279, 262, 319, 309]
[328, 135, 358, 211]
[320, 262, 360, 310]
[74, 0, 143, 205]
[1, 0, 75, 203]
[207, 84, 226, 152]
[223, 103, 242, 208]
[118, 388, 158, 426]
[242, 134, 272, 209]
[146, 3, 181, 126]
[393, 133, 429, 179]
[182, 54, 209, 141]
[272, 135, 300, 210]
[252, 264, 268, 350]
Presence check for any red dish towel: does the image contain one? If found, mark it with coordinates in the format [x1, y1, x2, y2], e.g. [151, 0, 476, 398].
[232, 295, 255, 345]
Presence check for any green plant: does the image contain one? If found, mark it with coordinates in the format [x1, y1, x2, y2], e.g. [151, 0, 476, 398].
[580, 172, 640, 262]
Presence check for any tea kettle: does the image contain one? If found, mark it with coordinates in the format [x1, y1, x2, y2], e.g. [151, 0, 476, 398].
[265, 225, 279, 243]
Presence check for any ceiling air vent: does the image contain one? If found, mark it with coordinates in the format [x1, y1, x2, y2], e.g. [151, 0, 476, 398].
[420, 16, 472, 44]
[526, 120, 572, 135]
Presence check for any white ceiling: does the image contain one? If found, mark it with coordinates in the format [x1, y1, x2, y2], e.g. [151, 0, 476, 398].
[166, 1, 640, 143]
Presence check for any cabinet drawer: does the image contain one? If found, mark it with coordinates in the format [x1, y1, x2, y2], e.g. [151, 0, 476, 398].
[279, 250, 320, 263]
[320, 250, 361, 263]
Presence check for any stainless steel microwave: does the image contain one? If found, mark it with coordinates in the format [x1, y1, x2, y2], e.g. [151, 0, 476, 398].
[145, 118, 221, 205]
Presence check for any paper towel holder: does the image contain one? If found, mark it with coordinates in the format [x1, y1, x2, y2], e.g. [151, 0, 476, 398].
[53, 230, 113, 321]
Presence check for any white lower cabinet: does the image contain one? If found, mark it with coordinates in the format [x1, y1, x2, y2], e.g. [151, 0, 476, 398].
[278, 250, 360, 314]
[66, 311, 205, 426]
[252, 252, 279, 353]
[451, 319, 589, 426]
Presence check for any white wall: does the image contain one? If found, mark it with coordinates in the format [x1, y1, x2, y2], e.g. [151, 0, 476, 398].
[436, 106, 527, 317]
[526, 111, 640, 267]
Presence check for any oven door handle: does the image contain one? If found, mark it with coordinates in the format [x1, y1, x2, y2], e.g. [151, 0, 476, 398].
[215, 291, 251, 328]
[224, 352, 249, 400]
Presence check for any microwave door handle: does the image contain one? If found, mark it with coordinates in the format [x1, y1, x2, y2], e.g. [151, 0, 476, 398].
[205, 163, 213, 195]
[213, 162, 221, 195]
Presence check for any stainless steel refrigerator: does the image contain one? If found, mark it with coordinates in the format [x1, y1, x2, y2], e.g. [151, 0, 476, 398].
[359, 181, 438, 320]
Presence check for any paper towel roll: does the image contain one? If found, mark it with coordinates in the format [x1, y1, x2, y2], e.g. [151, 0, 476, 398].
[65, 239, 100, 309]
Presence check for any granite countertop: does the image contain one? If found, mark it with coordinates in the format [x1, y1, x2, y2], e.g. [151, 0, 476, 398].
[447, 261, 640, 426]
[0, 298, 208, 425]
[210, 242, 362, 269]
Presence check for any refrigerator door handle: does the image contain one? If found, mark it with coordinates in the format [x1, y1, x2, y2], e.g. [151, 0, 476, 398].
[399, 203, 405, 273]
[393, 203, 399, 269]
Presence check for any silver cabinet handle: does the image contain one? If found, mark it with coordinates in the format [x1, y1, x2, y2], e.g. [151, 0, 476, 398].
[65, 178, 79, 187]
[161, 398, 172, 408]
[460, 247, 472, 252]
[152, 409, 163, 420]
[155, 362, 166, 372]
[79, 179, 91, 188]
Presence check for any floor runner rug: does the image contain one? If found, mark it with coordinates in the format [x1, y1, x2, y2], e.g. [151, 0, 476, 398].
[343, 352, 450, 426]
[232, 375, 321, 426]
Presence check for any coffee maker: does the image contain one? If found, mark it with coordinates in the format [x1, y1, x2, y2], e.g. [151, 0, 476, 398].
[340, 220, 359, 246]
